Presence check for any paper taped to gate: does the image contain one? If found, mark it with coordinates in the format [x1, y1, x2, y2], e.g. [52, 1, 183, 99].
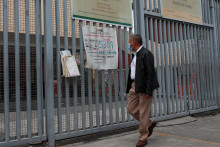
[60, 50, 80, 77]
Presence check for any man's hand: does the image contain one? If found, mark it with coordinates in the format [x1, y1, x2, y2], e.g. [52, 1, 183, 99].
[144, 95, 152, 98]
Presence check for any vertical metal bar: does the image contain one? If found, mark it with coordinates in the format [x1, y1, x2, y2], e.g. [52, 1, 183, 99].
[118, 26, 125, 123]
[207, 28, 214, 106]
[129, 28, 133, 60]
[3, 0, 9, 142]
[210, 0, 220, 107]
[149, 17, 157, 116]
[93, 23, 100, 127]
[206, 28, 212, 106]
[172, 22, 179, 113]
[201, 0, 205, 23]
[204, 28, 210, 107]
[194, 26, 200, 108]
[72, 20, 77, 56]
[107, 68, 113, 124]
[79, 20, 86, 129]
[55, 0, 62, 133]
[204, 0, 208, 24]
[114, 68, 120, 123]
[72, 19, 78, 131]
[39, 0, 44, 134]
[36, 0, 43, 136]
[218, 1, 220, 43]
[175, 23, 183, 112]
[215, 0, 220, 104]
[192, 26, 198, 108]
[133, 0, 138, 33]
[92, 28, 100, 127]
[105, 24, 112, 125]
[144, 0, 147, 10]
[183, 24, 191, 111]
[201, 27, 208, 107]
[25, 0, 32, 138]
[186, 24, 194, 111]
[14, 0, 21, 139]
[179, 24, 187, 112]
[207, 0, 212, 24]
[95, 68, 100, 127]
[95, 70, 100, 127]
[155, 18, 162, 116]
[183, 24, 190, 111]
[206, 0, 210, 24]
[149, 18, 154, 56]
[191, 25, 198, 109]
[101, 44, 106, 126]
[199, 24, 205, 106]
[113, 25, 119, 122]
[209, 29, 217, 106]
[149, 0, 152, 12]
[207, 28, 216, 106]
[210, 30, 218, 106]
[128, 27, 132, 120]
[145, 16, 149, 50]
[63, 0, 70, 132]
[163, 20, 171, 115]
[159, 20, 167, 115]
[158, 0, 161, 13]
[44, 0, 48, 138]
[153, 0, 157, 11]
[137, 0, 146, 46]
[99, 23, 106, 126]
[124, 26, 129, 122]
[167, 21, 175, 114]
[217, 1, 220, 55]
[86, 21, 93, 129]
[196, 27, 203, 108]
[216, 0, 219, 105]
[200, 27, 205, 108]
[44, 0, 55, 145]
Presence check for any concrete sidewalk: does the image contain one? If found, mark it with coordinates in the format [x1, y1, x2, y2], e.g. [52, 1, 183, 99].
[56, 110, 220, 147]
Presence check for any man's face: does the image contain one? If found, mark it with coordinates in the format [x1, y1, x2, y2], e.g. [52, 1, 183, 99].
[129, 38, 136, 52]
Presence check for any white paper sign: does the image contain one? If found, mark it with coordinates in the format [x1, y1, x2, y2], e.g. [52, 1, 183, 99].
[82, 25, 118, 69]
[60, 50, 80, 77]
[65, 56, 80, 77]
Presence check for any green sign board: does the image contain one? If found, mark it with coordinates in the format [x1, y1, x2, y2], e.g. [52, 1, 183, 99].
[71, 0, 132, 26]
[161, 0, 203, 24]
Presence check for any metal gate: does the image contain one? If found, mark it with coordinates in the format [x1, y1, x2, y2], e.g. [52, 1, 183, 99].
[0, 0, 219, 146]
[134, 0, 220, 118]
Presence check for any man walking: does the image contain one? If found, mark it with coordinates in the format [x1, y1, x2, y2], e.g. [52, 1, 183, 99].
[126, 34, 159, 147]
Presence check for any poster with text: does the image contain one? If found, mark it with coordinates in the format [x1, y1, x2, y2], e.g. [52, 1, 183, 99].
[161, 0, 202, 24]
[82, 25, 118, 70]
[72, 0, 132, 26]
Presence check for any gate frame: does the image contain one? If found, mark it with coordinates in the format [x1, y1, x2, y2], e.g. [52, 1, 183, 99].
[43, 0, 55, 146]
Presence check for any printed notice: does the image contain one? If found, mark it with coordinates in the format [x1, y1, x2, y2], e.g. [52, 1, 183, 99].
[65, 56, 80, 77]
[71, 0, 132, 26]
[82, 25, 118, 70]
[161, 0, 202, 24]
[60, 50, 80, 77]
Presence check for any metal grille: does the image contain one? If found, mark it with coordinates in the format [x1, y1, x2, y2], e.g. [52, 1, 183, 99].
[0, 0, 46, 146]
[52, 0, 133, 133]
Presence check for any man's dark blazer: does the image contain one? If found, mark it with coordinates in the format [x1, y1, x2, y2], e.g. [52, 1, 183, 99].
[126, 47, 159, 96]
